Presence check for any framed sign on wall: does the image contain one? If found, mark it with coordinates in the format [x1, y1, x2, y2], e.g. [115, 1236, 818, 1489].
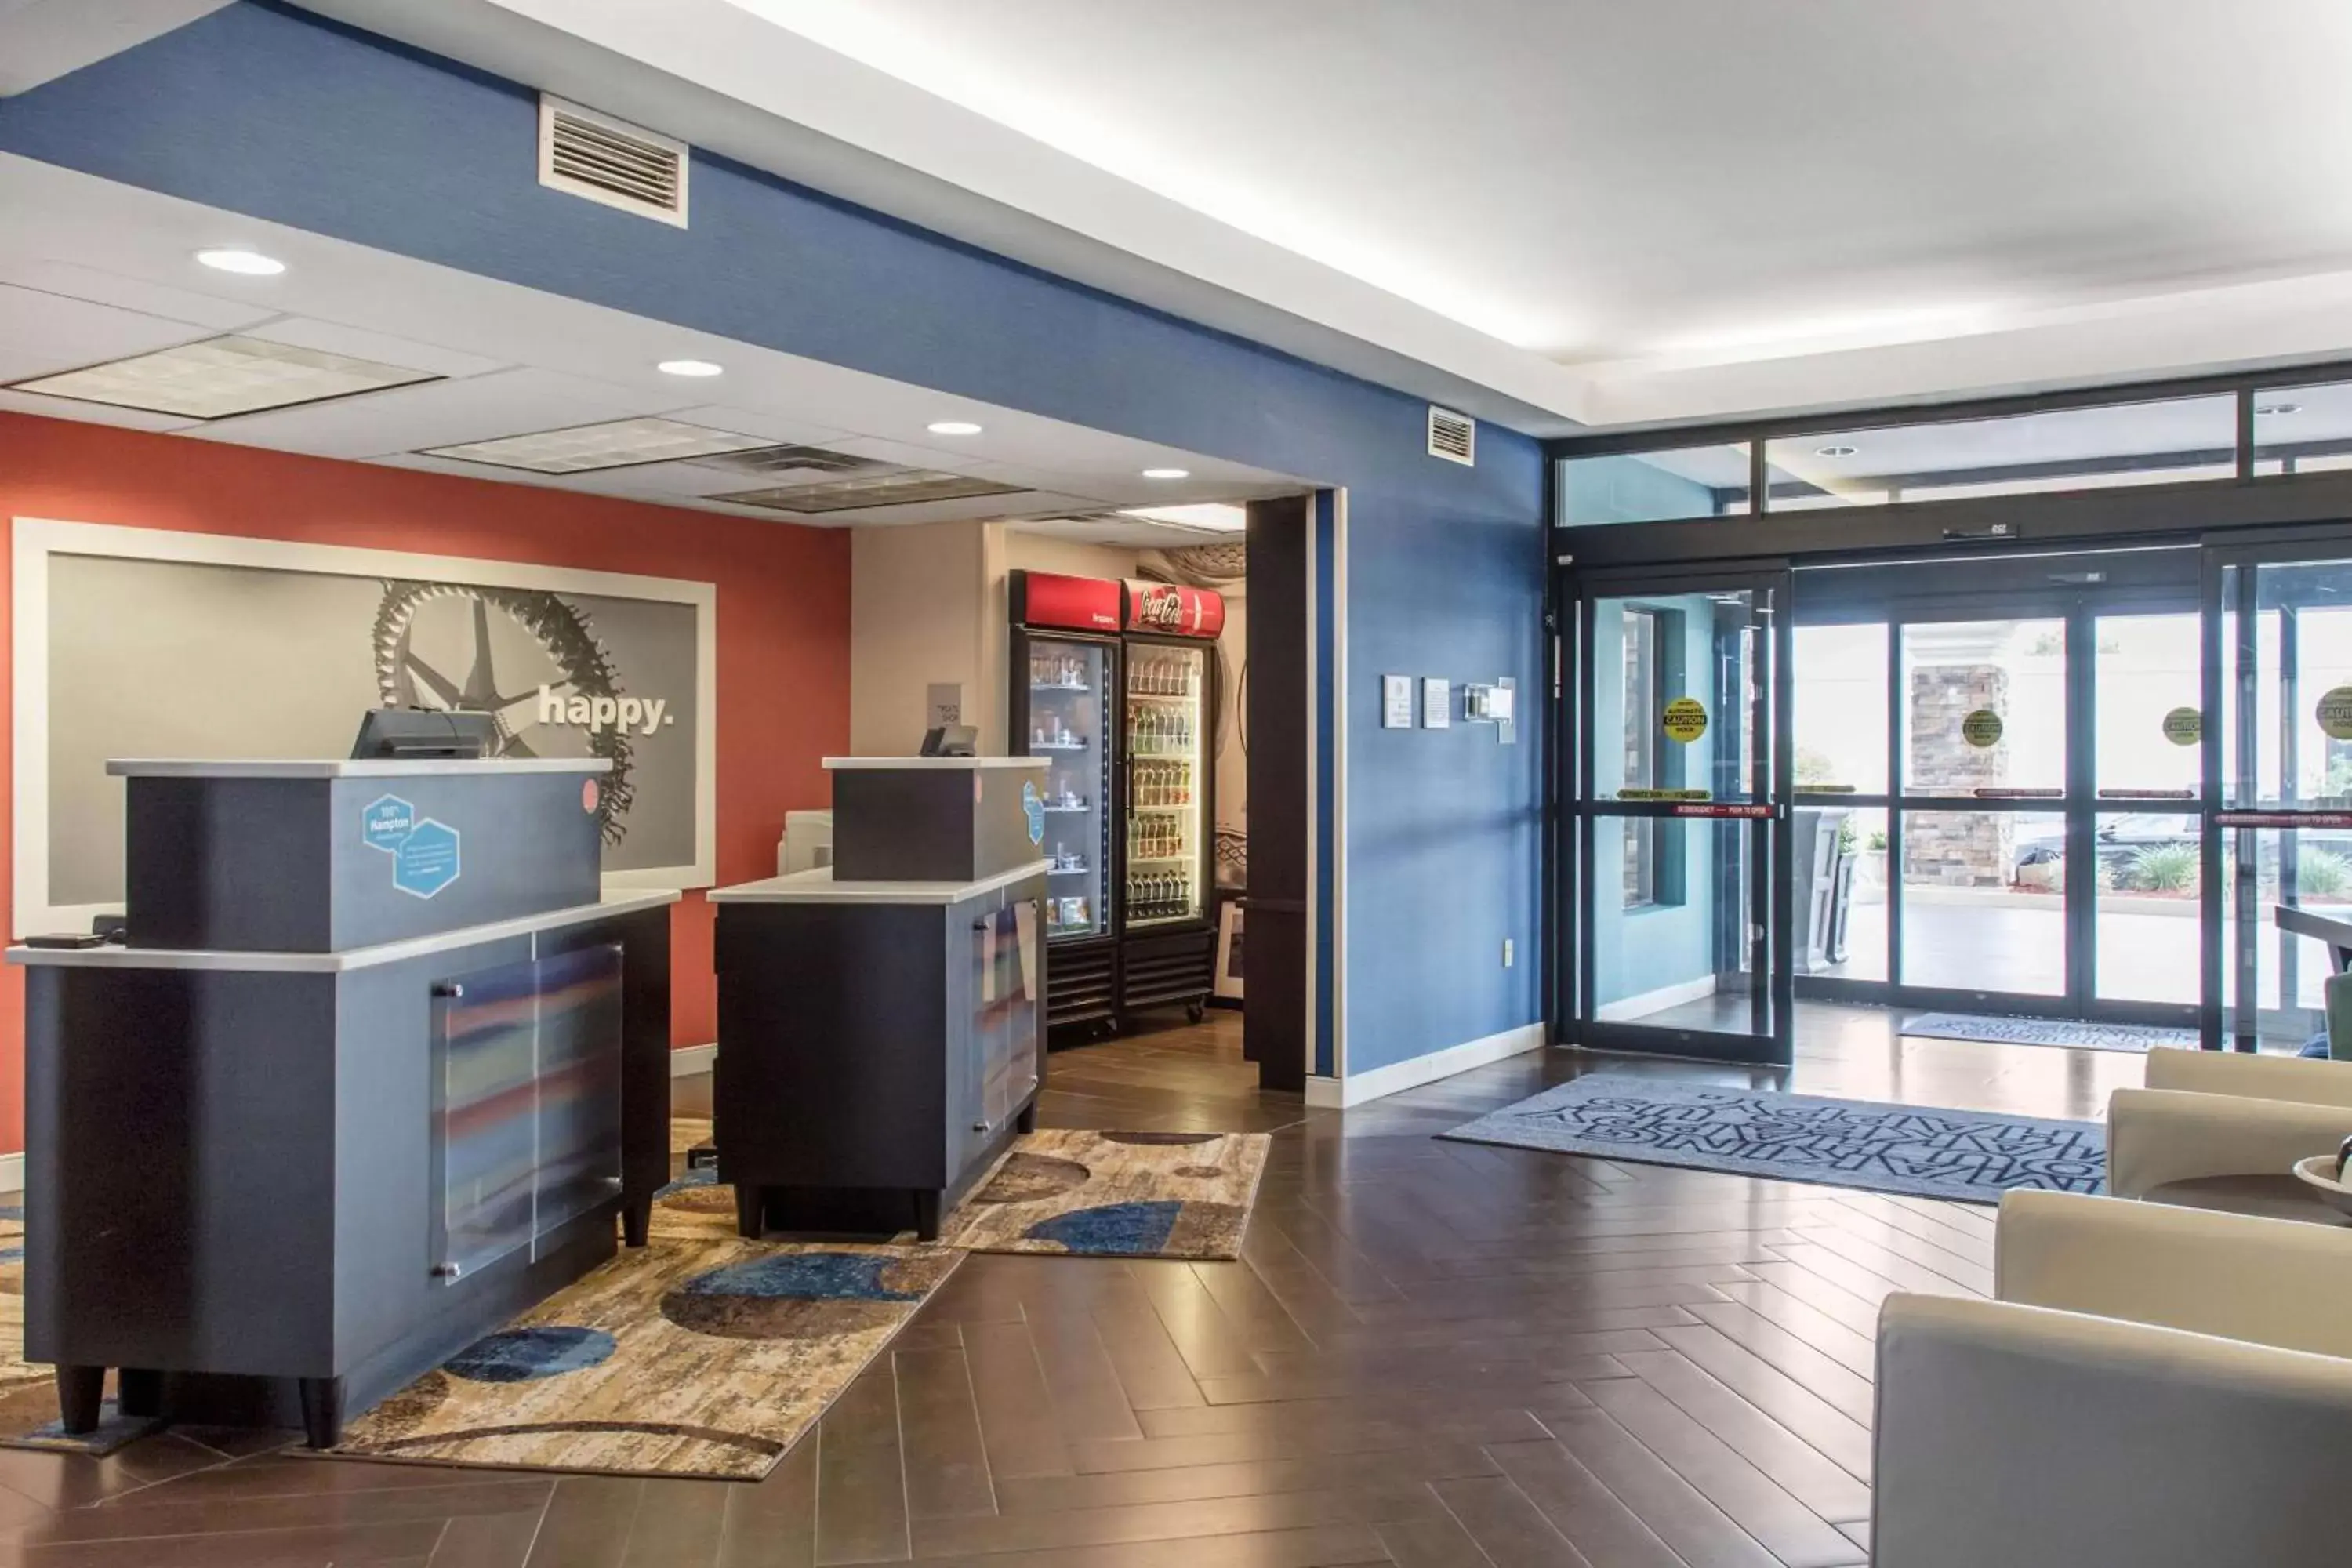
[13, 518, 717, 938]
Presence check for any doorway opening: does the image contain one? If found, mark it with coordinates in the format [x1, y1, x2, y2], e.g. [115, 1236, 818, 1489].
[1559, 535, 2352, 1070]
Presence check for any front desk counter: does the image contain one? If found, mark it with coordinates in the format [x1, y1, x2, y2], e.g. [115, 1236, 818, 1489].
[712, 857, 1050, 1240]
[8, 758, 678, 1448]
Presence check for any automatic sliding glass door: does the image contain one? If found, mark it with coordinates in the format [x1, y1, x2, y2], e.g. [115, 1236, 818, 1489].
[2209, 541, 2352, 1051]
[1573, 566, 1792, 1064]
[1790, 549, 2203, 1027]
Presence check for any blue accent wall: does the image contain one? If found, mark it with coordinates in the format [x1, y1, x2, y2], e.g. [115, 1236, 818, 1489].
[0, 0, 1546, 1076]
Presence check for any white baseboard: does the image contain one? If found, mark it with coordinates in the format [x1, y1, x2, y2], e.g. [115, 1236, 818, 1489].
[1595, 973, 1717, 1023]
[1305, 1022, 1547, 1109]
[670, 1043, 715, 1077]
[0, 1152, 19, 1195]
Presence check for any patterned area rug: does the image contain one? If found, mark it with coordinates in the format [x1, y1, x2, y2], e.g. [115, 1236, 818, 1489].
[940, 1129, 1269, 1260]
[330, 1225, 961, 1479]
[1903, 1012, 2198, 1054]
[1442, 1077, 2105, 1203]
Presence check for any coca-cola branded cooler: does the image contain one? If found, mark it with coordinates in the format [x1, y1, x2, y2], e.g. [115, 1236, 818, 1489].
[1009, 571, 1222, 1033]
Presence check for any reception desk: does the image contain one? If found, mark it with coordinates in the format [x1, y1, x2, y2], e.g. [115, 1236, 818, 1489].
[9, 758, 677, 1447]
[713, 757, 1048, 1239]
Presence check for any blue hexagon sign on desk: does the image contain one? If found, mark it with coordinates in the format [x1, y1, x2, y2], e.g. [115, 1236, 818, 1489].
[361, 795, 414, 854]
[393, 818, 462, 900]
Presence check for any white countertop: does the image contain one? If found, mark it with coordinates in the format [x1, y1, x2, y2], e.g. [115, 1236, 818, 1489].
[107, 758, 612, 779]
[821, 756, 1047, 771]
[6, 888, 679, 973]
[710, 860, 1050, 906]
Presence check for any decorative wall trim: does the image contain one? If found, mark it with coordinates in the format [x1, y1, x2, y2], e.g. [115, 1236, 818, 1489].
[1594, 974, 1719, 1023]
[670, 1042, 716, 1078]
[1305, 1022, 1545, 1109]
[11, 517, 718, 938]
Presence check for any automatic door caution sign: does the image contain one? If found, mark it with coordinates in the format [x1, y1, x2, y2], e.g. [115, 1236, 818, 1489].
[2319, 687, 2352, 741]
[1661, 697, 1708, 744]
[1960, 708, 2004, 749]
[2162, 707, 2202, 747]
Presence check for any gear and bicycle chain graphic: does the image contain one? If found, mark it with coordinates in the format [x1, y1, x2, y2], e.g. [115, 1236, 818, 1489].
[370, 580, 637, 846]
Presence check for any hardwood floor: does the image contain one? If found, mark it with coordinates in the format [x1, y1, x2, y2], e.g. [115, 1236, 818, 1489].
[0, 1007, 2125, 1566]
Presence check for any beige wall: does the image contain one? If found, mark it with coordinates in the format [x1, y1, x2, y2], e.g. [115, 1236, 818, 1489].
[851, 524, 1145, 757]
[850, 521, 993, 756]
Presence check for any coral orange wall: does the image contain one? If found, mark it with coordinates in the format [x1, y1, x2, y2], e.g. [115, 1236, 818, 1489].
[0, 412, 852, 1152]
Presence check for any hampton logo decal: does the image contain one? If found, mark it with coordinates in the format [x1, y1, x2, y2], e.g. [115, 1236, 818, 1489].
[360, 794, 461, 899]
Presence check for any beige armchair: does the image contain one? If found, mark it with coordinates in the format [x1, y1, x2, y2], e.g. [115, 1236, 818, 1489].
[1874, 1190, 2352, 1567]
[2107, 1046, 2352, 1198]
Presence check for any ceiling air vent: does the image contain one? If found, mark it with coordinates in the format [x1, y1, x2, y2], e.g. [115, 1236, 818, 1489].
[539, 96, 688, 227]
[1428, 405, 1475, 466]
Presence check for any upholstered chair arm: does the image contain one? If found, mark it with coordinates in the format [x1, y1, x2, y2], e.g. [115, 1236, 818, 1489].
[2105, 1086, 2352, 1198]
[2143, 1044, 2352, 1107]
[1994, 1188, 2352, 1358]
[1873, 1292, 2352, 1568]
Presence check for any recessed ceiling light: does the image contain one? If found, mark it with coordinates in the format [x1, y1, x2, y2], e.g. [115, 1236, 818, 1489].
[7, 334, 436, 419]
[1815, 444, 1858, 458]
[423, 416, 773, 474]
[927, 420, 984, 436]
[656, 358, 724, 378]
[194, 248, 285, 276]
[1141, 467, 1190, 480]
[2257, 402, 2302, 417]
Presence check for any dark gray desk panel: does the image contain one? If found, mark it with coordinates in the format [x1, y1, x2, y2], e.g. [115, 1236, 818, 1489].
[831, 768, 1039, 884]
[26, 964, 341, 1376]
[126, 772, 601, 952]
[715, 900, 953, 1190]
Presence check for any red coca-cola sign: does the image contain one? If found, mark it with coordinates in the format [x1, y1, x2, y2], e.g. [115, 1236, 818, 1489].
[1123, 580, 1225, 639]
[1011, 570, 1120, 631]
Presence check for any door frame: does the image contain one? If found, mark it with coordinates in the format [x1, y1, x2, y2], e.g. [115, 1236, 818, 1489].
[1564, 558, 1795, 1065]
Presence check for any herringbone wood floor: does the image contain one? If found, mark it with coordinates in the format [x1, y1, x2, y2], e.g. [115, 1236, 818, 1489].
[0, 1005, 2109, 1566]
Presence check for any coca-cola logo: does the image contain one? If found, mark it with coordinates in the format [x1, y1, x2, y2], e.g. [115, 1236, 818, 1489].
[1132, 586, 1186, 630]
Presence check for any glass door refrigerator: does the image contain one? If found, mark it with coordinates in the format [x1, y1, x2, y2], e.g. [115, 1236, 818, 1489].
[1007, 571, 1123, 1033]
[1117, 579, 1226, 1022]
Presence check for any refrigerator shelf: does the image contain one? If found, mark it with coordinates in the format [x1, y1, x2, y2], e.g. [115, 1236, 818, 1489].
[1031, 682, 1092, 692]
[1043, 804, 1092, 813]
[1125, 691, 1197, 702]
[1049, 865, 1092, 876]
[1033, 741, 1089, 751]
[1128, 852, 1189, 863]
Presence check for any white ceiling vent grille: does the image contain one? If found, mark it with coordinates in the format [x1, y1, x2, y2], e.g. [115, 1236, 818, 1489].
[1427, 405, 1475, 466]
[539, 96, 688, 227]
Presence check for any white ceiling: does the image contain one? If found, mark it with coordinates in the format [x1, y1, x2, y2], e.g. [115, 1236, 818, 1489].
[0, 154, 1306, 532]
[291, 0, 2352, 432]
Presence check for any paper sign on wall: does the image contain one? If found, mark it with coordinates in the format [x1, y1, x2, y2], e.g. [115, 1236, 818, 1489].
[1421, 677, 1450, 729]
[1382, 674, 1414, 729]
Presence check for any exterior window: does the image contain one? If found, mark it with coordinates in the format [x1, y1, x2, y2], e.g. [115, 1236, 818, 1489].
[1623, 609, 1658, 907]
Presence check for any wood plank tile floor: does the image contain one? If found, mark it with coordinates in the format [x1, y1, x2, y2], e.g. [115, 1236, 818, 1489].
[0, 1004, 2129, 1566]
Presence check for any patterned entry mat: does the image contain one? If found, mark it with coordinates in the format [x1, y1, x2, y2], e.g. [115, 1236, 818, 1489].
[941, 1129, 1271, 1260]
[1903, 1011, 2198, 1054]
[1441, 1076, 2104, 1204]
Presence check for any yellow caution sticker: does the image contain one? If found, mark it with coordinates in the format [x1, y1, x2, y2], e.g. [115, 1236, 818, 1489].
[1661, 696, 1708, 744]
[2161, 706, 2201, 747]
[1960, 708, 2004, 749]
[2319, 687, 2352, 741]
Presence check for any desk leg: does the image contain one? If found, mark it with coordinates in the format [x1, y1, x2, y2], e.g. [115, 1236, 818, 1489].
[622, 1196, 651, 1248]
[914, 1190, 942, 1241]
[54, 1367, 103, 1435]
[734, 1184, 764, 1240]
[299, 1377, 344, 1450]
[115, 1369, 162, 1419]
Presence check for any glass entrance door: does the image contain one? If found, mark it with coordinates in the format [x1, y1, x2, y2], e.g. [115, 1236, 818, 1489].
[2210, 542, 2352, 1051]
[1571, 567, 1791, 1063]
[1787, 549, 2205, 1029]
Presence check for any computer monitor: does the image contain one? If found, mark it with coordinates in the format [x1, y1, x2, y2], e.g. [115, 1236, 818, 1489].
[919, 723, 978, 757]
[350, 708, 499, 760]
